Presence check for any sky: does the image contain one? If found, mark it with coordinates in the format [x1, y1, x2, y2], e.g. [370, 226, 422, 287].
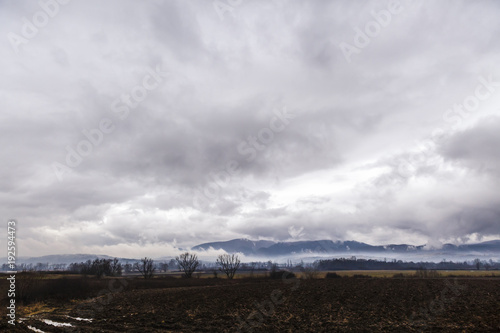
[1, 0, 500, 258]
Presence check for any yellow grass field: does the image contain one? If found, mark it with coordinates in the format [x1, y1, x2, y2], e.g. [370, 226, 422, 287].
[318, 270, 500, 278]
[158, 270, 500, 279]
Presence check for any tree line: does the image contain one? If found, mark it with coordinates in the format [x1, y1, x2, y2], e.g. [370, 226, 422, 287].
[64, 253, 241, 279]
[316, 257, 500, 271]
[9, 255, 499, 278]
[67, 258, 123, 277]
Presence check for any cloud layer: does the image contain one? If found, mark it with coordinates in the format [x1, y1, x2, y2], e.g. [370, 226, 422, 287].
[1, 0, 499, 257]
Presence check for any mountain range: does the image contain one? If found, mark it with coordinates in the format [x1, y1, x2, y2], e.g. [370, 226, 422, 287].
[3, 240, 500, 266]
[1, 254, 133, 266]
[192, 239, 500, 256]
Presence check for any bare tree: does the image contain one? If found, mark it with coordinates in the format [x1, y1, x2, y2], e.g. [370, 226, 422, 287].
[158, 262, 169, 273]
[473, 258, 481, 270]
[134, 257, 155, 279]
[110, 258, 123, 276]
[249, 262, 256, 277]
[91, 259, 110, 278]
[217, 254, 241, 279]
[124, 263, 133, 273]
[176, 252, 199, 278]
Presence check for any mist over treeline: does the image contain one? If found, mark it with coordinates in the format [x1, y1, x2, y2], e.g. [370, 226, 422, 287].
[3, 257, 499, 274]
[315, 257, 500, 271]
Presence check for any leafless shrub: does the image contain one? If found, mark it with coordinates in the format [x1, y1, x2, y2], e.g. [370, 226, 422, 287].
[110, 258, 123, 276]
[301, 265, 320, 279]
[134, 257, 155, 279]
[216, 254, 241, 279]
[269, 264, 296, 279]
[176, 252, 199, 278]
[249, 262, 256, 277]
[158, 261, 169, 272]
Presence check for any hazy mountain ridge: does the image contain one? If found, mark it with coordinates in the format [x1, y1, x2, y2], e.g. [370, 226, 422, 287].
[191, 238, 275, 255]
[4, 240, 500, 266]
[193, 239, 500, 256]
[2, 254, 118, 265]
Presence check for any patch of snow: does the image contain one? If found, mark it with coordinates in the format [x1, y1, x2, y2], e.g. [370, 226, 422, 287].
[27, 326, 46, 333]
[41, 319, 73, 327]
[66, 315, 93, 322]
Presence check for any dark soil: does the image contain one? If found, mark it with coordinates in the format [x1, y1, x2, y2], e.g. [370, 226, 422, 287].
[3, 277, 500, 332]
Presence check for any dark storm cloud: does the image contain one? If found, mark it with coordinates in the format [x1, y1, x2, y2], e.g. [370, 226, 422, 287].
[439, 116, 500, 174]
[1, 0, 500, 256]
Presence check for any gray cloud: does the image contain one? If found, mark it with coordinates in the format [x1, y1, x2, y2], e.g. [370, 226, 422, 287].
[1, 0, 500, 257]
[440, 116, 500, 174]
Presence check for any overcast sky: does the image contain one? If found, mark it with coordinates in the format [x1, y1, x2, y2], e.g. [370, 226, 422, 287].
[1, 0, 500, 258]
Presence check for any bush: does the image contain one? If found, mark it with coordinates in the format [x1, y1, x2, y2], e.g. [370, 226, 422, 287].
[352, 274, 371, 278]
[392, 273, 406, 278]
[301, 266, 320, 279]
[325, 272, 342, 279]
[269, 270, 296, 279]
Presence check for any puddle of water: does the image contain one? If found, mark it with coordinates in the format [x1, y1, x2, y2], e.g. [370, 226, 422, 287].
[41, 319, 73, 327]
[27, 326, 46, 333]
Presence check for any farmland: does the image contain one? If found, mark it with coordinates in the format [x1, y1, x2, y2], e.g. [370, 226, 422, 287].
[2, 271, 500, 332]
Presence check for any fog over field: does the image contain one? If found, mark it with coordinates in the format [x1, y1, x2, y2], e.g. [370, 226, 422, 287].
[1, 0, 500, 258]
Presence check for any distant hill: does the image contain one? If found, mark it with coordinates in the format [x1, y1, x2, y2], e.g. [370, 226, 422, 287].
[3, 240, 500, 267]
[4, 254, 117, 265]
[256, 240, 426, 255]
[442, 240, 500, 252]
[256, 240, 374, 255]
[192, 239, 500, 256]
[191, 239, 425, 255]
[192, 238, 275, 255]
